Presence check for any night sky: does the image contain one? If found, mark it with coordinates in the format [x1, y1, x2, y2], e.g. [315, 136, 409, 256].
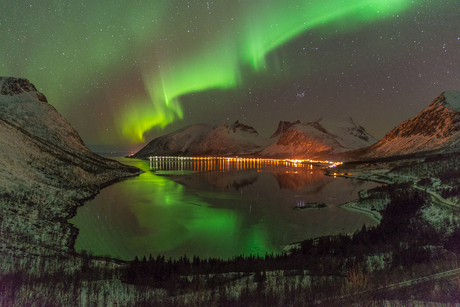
[2, 1, 459, 152]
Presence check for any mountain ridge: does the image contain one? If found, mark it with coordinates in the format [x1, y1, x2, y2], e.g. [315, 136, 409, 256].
[133, 117, 377, 159]
[260, 118, 377, 158]
[270, 120, 301, 138]
[348, 91, 460, 160]
[133, 90, 460, 160]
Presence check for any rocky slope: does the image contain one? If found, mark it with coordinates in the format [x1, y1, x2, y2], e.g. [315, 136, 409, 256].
[270, 120, 301, 139]
[260, 118, 377, 158]
[351, 91, 460, 159]
[0, 77, 142, 256]
[133, 120, 270, 158]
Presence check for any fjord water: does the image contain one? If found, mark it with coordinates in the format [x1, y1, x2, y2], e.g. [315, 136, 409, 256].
[70, 158, 380, 261]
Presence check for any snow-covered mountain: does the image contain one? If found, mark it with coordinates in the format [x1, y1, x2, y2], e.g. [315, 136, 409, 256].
[270, 120, 301, 139]
[0, 77, 141, 191]
[352, 91, 460, 159]
[0, 77, 90, 155]
[133, 120, 270, 158]
[0, 77, 142, 255]
[259, 118, 377, 158]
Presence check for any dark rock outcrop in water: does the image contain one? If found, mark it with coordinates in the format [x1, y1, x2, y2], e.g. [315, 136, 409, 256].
[0, 77, 142, 256]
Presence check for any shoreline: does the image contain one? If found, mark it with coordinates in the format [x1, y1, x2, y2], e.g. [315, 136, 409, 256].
[323, 168, 390, 222]
[65, 166, 144, 253]
[338, 200, 383, 223]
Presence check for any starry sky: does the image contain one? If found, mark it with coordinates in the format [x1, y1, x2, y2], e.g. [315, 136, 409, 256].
[1, 0, 459, 152]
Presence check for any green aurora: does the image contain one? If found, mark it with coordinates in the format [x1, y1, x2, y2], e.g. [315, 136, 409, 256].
[119, 0, 413, 142]
[1, 0, 419, 146]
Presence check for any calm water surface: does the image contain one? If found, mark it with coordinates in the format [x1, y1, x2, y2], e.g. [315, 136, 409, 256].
[70, 157, 380, 261]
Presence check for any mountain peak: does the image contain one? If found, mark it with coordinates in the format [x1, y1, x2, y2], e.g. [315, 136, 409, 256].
[270, 120, 301, 138]
[230, 120, 259, 135]
[0, 77, 48, 102]
[261, 117, 377, 159]
[353, 90, 460, 159]
[134, 121, 266, 158]
[338, 117, 355, 126]
[304, 120, 330, 135]
[441, 91, 460, 112]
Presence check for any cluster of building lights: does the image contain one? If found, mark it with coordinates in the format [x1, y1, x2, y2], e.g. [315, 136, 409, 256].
[148, 156, 343, 167]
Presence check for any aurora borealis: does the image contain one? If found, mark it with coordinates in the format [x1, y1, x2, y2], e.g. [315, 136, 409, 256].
[2, 1, 459, 150]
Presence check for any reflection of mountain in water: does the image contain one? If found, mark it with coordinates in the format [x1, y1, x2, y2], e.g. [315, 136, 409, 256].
[271, 169, 330, 194]
[170, 170, 259, 191]
[200, 171, 259, 190]
[152, 159, 338, 193]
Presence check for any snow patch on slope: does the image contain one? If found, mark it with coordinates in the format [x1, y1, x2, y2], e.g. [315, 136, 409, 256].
[443, 91, 460, 112]
[320, 117, 377, 150]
